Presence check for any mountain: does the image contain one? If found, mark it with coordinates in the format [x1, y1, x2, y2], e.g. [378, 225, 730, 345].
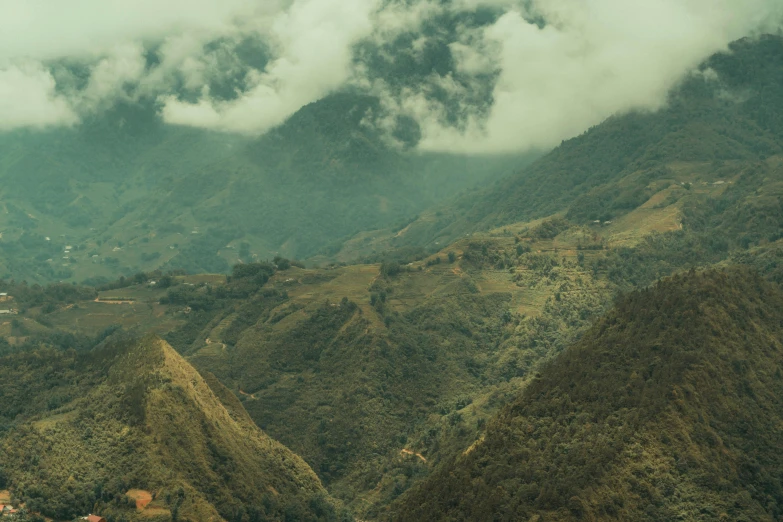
[0, 334, 348, 521]
[340, 35, 783, 261]
[0, 93, 532, 284]
[390, 268, 783, 521]
[0, 34, 780, 519]
[2, 32, 783, 522]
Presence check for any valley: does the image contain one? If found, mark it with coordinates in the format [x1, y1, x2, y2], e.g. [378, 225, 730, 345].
[0, 30, 782, 522]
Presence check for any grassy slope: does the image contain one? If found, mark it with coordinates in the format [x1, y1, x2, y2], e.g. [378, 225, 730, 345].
[0, 334, 345, 522]
[391, 268, 783, 521]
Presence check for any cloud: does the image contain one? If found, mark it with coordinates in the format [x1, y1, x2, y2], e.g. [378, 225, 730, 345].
[0, 64, 78, 130]
[161, 0, 379, 133]
[0, 0, 262, 62]
[376, 0, 783, 153]
[0, 0, 276, 129]
[79, 44, 147, 111]
[0, 0, 780, 146]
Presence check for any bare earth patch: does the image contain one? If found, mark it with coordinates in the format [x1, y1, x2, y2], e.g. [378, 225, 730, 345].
[126, 489, 153, 509]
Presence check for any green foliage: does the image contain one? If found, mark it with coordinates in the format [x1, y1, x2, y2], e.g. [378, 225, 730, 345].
[0, 335, 346, 522]
[392, 269, 783, 521]
[380, 261, 403, 277]
[530, 217, 571, 239]
[0, 93, 533, 284]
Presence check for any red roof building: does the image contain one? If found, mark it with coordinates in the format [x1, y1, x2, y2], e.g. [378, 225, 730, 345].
[86, 515, 107, 522]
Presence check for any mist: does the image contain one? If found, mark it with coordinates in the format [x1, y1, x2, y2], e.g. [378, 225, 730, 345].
[0, 0, 780, 152]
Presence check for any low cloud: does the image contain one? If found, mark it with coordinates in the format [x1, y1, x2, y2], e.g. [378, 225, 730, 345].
[162, 0, 379, 134]
[0, 0, 780, 151]
[375, 0, 783, 153]
[0, 64, 77, 130]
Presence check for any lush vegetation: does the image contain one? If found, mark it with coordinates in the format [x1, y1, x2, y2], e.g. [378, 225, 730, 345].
[0, 334, 350, 522]
[0, 33, 782, 522]
[392, 269, 783, 521]
[386, 35, 783, 253]
[0, 94, 533, 284]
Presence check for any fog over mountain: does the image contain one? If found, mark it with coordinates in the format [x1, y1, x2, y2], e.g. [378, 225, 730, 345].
[2, 0, 781, 151]
[4, 2, 783, 520]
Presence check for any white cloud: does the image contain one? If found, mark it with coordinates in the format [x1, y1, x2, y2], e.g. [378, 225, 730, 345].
[380, 0, 783, 153]
[0, 0, 261, 62]
[0, 0, 279, 129]
[0, 63, 78, 130]
[161, 0, 379, 133]
[79, 44, 147, 111]
[0, 0, 780, 143]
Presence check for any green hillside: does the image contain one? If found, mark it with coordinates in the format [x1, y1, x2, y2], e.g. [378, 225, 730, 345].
[0, 334, 349, 521]
[347, 35, 783, 261]
[1, 31, 783, 522]
[0, 94, 531, 284]
[391, 268, 783, 521]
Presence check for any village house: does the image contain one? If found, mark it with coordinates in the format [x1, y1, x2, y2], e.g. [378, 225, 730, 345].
[83, 515, 107, 522]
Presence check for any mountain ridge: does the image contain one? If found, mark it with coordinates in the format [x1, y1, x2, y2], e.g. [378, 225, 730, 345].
[0, 333, 348, 521]
[390, 268, 783, 521]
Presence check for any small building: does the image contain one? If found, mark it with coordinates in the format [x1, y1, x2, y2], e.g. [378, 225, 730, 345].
[0, 310, 13, 315]
[0, 293, 7, 297]
[85, 515, 107, 522]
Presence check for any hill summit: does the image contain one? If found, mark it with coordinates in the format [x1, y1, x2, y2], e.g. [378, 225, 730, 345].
[392, 268, 783, 521]
[0, 335, 347, 521]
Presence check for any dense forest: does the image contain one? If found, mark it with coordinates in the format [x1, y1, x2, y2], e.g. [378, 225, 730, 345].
[0, 94, 531, 284]
[391, 268, 783, 521]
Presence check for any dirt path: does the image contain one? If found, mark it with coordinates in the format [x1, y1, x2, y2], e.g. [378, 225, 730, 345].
[400, 449, 427, 463]
[94, 298, 135, 305]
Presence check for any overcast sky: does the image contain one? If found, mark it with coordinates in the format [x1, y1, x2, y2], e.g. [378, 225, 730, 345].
[0, 0, 781, 153]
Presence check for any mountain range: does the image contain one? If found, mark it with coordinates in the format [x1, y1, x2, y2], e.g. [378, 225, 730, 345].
[0, 34, 782, 522]
[0, 93, 531, 284]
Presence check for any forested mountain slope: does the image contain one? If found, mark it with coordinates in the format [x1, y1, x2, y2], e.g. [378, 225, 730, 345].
[347, 35, 783, 258]
[391, 268, 783, 521]
[1, 32, 782, 522]
[0, 334, 348, 522]
[0, 93, 529, 283]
